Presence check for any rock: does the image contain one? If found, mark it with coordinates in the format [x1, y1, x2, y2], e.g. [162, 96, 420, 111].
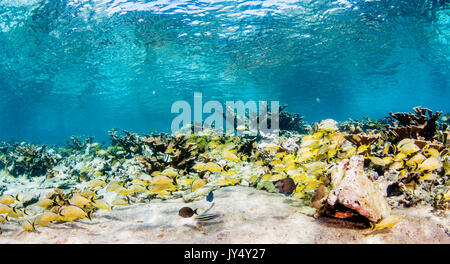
[281, 137, 299, 153]
[327, 155, 391, 222]
[318, 119, 338, 132]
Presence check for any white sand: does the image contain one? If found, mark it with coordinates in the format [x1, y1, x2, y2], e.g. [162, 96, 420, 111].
[0, 186, 448, 244]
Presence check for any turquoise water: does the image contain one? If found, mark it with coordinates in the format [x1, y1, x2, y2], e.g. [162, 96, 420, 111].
[0, 0, 448, 144]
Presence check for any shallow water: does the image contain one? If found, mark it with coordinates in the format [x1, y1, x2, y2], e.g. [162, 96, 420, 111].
[0, 0, 449, 143]
[0, 2, 450, 243]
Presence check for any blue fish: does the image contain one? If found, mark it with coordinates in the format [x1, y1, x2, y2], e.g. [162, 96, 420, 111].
[206, 191, 214, 202]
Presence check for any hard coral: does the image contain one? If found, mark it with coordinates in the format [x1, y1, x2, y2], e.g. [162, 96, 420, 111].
[66, 135, 93, 151]
[389, 106, 442, 141]
[344, 133, 379, 147]
[138, 134, 197, 173]
[108, 129, 142, 154]
[279, 106, 308, 133]
[3, 143, 59, 177]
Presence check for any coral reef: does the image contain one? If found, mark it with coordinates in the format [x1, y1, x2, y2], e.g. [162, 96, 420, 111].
[0, 106, 448, 236]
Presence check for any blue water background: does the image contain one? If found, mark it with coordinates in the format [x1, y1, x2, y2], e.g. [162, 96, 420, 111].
[0, 0, 448, 144]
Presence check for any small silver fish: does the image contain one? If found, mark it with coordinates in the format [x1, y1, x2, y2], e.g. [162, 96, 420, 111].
[194, 213, 220, 222]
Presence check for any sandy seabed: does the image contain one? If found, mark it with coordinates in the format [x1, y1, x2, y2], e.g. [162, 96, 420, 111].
[0, 186, 448, 244]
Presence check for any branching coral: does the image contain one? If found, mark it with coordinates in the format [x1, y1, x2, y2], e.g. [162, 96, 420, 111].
[344, 133, 379, 147]
[389, 106, 442, 141]
[3, 143, 59, 177]
[66, 136, 94, 151]
[279, 107, 308, 133]
[138, 134, 198, 173]
[108, 129, 142, 154]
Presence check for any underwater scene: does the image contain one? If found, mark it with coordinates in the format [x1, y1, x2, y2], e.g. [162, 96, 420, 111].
[0, 0, 449, 244]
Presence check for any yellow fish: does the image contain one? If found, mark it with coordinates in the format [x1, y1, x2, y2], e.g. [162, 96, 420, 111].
[193, 162, 222, 172]
[127, 184, 146, 194]
[112, 196, 130, 206]
[218, 178, 240, 186]
[345, 146, 357, 156]
[7, 207, 28, 219]
[270, 174, 285, 182]
[221, 170, 236, 177]
[309, 161, 326, 173]
[162, 168, 178, 178]
[389, 161, 404, 170]
[300, 136, 318, 148]
[0, 215, 8, 224]
[97, 149, 107, 156]
[223, 150, 239, 162]
[165, 148, 176, 154]
[274, 152, 285, 159]
[423, 147, 440, 158]
[420, 173, 436, 181]
[382, 156, 393, 165]
[394, 152, 407, 161]
[59, 206, 92, 222]
[406, 153, 426, 168]
[204, 162, 222, 172]
[146, 184, 176, 194]
[208, 141, 219, 149]
[382, 144, 390, 155]
[369, 156, 385, 167]
[36, 198, 56, 208]
[92, 198, 113, 211]
[418, 157, 443, 172]
[132, 178, 150, 187]
[328, 147, 339, 158]
[34, 212, 59, 226]
[0, 194, 16, 205]
[263, 144, 280, 151]
[0, 204, 13, 214]
[80, 189, 98, 198]
[397, 139, 420, 155]
[444, 189, 450, 201]
[298, 151, 316, 162]
[223, 142, 235, 150]
[68, 193, 92, 208]
[444, 160, 450, 176]
[88, 178, 109, 188]
[114, 186, 131, 196]
[369, 214, 402, 232]
[178, 177, 194, 186]
[106, 182, 124, 192]
[357, 144, 370, 154]
[193, 162, 206, 171]
[151, 171, 162, 176]
[93, 171, 103, 177]
[151, 175, 173, 185]
[191, 178, 206, 191]
[21, 220, 36, 232]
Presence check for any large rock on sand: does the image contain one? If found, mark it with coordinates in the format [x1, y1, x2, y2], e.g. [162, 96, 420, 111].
[327, 155, 391, 222]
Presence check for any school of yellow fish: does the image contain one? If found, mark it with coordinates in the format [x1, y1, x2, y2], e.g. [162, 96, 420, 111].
[0, 122, 448, 233]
